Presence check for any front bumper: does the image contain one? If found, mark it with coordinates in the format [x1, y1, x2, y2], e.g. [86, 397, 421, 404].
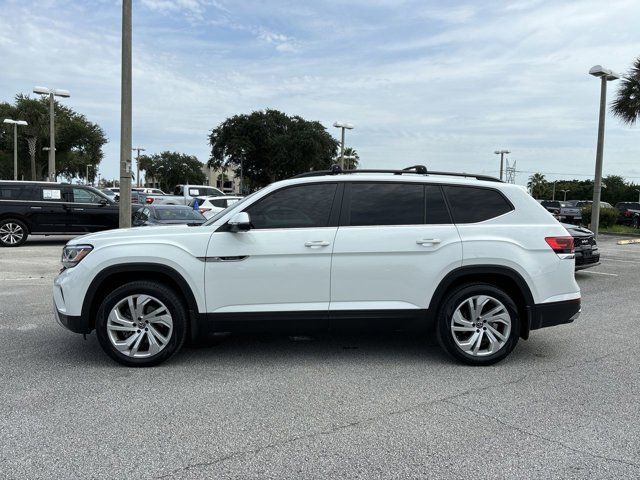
[529, 298, 581, 330]
[53, 280, 92, 334]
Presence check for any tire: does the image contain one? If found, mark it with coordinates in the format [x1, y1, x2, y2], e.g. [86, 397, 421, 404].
[0, 218, 28, 247]
[436, 283, 520, 366]
[95, 280, 188, 367]
[633, 216, 639, 229]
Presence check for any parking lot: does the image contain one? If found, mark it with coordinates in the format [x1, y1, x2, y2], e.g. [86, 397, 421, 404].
[1, 235, 639, 479]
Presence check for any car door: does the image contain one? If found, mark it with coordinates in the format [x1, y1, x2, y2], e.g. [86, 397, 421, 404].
[329, 182, 462, 329]
[30, 185, 68, 233]
[204, 182, 341, 331]
[68, 187, 119, 231]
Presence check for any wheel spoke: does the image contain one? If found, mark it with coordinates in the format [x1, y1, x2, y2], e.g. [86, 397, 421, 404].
[146, 330, 161, 355]
[114, 331, 141, 352]
[452, 310, 472, 326]
[127, 297, 137, 320]
[486, 324, 507, 342]
[129, 332, 145, 356]
[148, 324, 169, 345]
[108, 309, 134, 327]
[484, 329, 498, 354]
[459, 331, 480, 351]
[452, 325, 476, 332]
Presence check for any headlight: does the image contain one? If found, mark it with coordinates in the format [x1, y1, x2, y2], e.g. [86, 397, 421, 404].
[61, 244, 93, 268]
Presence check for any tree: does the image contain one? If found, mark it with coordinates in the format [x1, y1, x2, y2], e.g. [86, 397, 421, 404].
[0, 94, 106, 181]
[342, 147, 360, 169]
[527, 172, 548, 199]
[208, 109, 339, 189]
[138, 151, 206, 192]
[612, 56, 640, 125]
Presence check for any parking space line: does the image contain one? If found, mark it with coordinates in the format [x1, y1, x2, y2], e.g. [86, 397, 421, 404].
[577, 271, 618, 276]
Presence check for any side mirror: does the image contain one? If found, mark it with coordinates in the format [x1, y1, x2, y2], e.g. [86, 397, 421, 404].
[99, 198, 108, 206]
[228, 211, 251, 231]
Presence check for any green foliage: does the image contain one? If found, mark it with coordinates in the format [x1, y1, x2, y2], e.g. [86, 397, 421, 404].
[526, 171, 639, 206]
[612, 56, 640, 126]
[138, 151, 206, 192]
[208, 109, 339, 189]
[0, 94, 106, 181]
[581, 207, 618, 228]
[342, 147, 360, 169]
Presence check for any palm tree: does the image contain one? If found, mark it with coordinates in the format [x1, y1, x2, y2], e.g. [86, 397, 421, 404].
[527, 172, 547, 199]
[612, 56, 640, 125]
[342, 147, 359, 169]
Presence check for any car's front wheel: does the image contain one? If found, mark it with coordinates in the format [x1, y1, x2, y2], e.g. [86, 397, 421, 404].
[0, 219, 28, 247]
[436, 283, 520, 366]
[96, 281, 187, 367]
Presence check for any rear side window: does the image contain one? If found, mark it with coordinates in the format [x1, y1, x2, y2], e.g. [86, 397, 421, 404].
[443, 186, 513, 223]
[425, 185, 451, 224]
[348, 183, 424, 226]
[247, 183, 337, 229]
[0, 185, 39, 200]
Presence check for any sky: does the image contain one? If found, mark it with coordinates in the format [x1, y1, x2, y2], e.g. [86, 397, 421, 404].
[0, 0, 639, 186]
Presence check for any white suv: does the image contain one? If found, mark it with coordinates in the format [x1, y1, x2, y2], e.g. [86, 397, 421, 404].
[53, 166, 580, 367]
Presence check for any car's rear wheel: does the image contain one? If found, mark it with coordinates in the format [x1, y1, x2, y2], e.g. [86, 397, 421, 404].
[0, 219, 28, 247]
[633, 216, 639, 229]
[436, 283, 520, 365]
[96, 281, 187, 367]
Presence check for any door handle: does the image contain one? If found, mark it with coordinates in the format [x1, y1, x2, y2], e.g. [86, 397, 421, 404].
[305, 240, 330, 248]
[73, 208, 84, 211]
[417, 238, 441, 245]
[30, 206, 42, 210]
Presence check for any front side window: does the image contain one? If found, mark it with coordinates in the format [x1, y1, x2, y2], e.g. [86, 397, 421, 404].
[72, 188, 103, 204]
[443, 186, 513, 223]
[246, 183, 337, 229]
[348, 182, 424, 226]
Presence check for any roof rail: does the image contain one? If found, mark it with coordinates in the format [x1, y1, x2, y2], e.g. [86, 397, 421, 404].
[292, 164, 502, 182]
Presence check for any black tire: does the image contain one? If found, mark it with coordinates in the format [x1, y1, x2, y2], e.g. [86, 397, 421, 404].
[0, 218, 28, 247]
[632, 216, 639, 229]
[96, 281, 187, 367]
[436, 283, 520, 366]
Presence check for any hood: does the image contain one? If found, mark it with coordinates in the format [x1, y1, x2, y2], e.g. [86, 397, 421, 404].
[67, 224, 207, 246]
[561, 223, 593, 237]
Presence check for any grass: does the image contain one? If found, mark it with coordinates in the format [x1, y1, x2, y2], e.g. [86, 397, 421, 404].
[598, 224, 640, 235]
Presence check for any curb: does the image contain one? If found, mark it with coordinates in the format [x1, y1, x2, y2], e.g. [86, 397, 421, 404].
[598, 231, 640, 237]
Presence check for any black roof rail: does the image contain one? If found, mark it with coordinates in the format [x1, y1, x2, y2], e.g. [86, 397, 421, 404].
[293, 164, 502, 182]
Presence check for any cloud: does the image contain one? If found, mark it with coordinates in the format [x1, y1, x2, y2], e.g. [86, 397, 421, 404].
[1, 0, 639, 184]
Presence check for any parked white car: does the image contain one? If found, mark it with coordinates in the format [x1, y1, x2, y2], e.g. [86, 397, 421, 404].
[195, 196, 243, 219]
[53, 166, 580, 367]
[149, 184, 225, 206]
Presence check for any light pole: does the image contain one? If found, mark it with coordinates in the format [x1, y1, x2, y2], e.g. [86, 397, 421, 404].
[560, 189, 570, 201]
[33, 86, 70, 182]
[3, 119, 28, 180]
[588, 65, 619, 237]
[494, 150, 510, 180]
[552, 181, 556, 200]
[333, 121, 354, 169]
[636, 189, 640, 203]
[132, 146, 145, 187]
[86, 164, 94, 185]
[119, 0, 133, 228]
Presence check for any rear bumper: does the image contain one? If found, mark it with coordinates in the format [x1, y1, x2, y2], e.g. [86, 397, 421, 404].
[529, 298, 581, 330]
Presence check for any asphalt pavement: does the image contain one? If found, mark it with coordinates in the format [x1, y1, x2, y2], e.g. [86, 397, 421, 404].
[1, 234, 639, 479]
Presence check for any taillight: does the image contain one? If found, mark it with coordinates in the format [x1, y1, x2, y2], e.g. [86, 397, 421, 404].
[624, 211, 631, 217]
[146, 197, 154, 204]
[545, 236, 574, 254]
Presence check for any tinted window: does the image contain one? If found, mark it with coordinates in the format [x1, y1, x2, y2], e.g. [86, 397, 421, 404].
[72, 188, 104, 203]
[247, 183, 337, 229]
[443, 186, 513, 223]
[0, 185, 39, 200]
[211, 199, 227, 208]
[425, 185, 451, 224]
[155, 207, 204, 220]
[348, 183, 423, 226]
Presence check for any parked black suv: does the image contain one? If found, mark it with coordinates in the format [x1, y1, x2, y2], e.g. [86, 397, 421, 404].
[0, 181, 130, 247]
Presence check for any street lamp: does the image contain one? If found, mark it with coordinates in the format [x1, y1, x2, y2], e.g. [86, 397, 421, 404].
[560, 189, 570, 201]
[33, 86, 70, 182]
[333, 121, 354, 170]
[494, 150, 510, 181]
[588, 65, 619, 238]
[3, 119, 28, 180]
[132, 146, 145, 187]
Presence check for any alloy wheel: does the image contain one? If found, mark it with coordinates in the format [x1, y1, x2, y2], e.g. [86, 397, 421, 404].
[106, 294, 174, 358]
[0, 222, 24, 245]
[450, 295, 511, 357]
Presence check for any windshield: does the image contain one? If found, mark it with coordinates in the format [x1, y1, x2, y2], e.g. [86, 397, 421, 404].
[155, 207, 204, 221]
[203, 191, 259, 226]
